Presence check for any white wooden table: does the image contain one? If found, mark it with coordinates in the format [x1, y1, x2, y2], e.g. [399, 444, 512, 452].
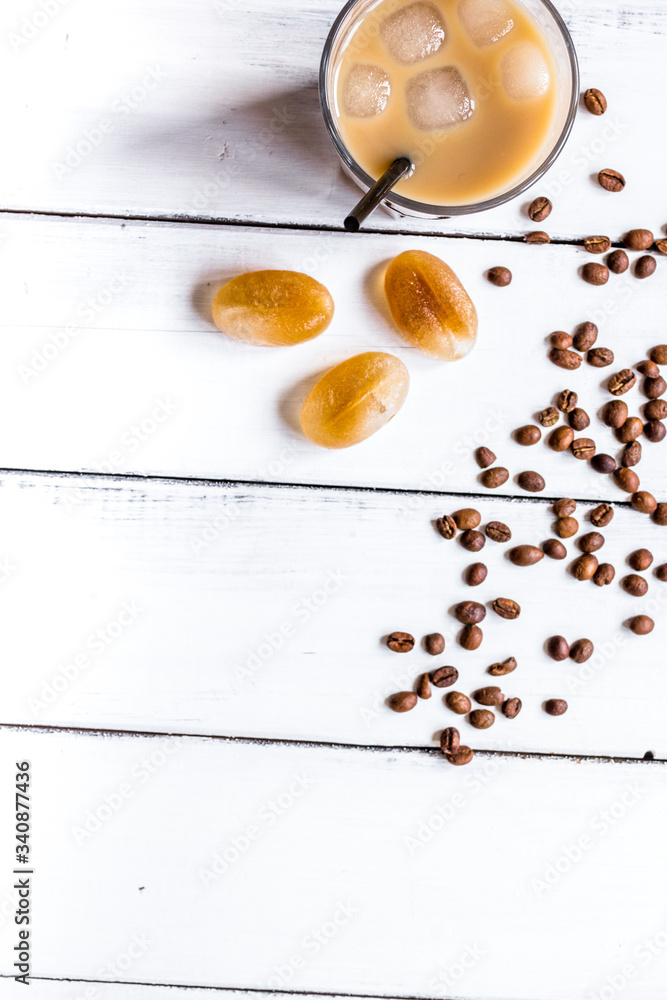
[2, 1, 667, 998]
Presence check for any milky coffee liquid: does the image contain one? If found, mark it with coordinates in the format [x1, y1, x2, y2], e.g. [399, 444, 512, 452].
[334, 0, 558, 206]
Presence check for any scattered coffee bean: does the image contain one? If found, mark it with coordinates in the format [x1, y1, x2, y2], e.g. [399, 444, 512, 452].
[572, 554, 599, 580]
[582, 262, 609, 285]
[622, 441, 642, 467]
[572, 321, 598, 351]
[602, 400, 628, 428]
[545, 698, 568, 716]
[555, 516, 579, 538]
[649, 345, 667, 365]
[517, 471, 545, 493]
[465, 562, 488, 587]
[587, 347, 615, 368]
[454, 600, 486, 625]
[550, 331, 573, 350]
[446, 691, 471, 714]
[591, 453, 616, 474]
[431, 666, 459, 688]
[615, 467, 640, 493]
[417, 673, 432, 700]
[569, 408, 590, 431]
[487, 266, 512, 287]
[502, 697, 522, 719]
[387, 632, 415, 652]
[440, 727, 460, 754]
[550, 348, 582, 370]
[628, 615, 654, 635]
[424, 632, 445, 656]
[617, 417, 644, 443]
[656, 241, 667, 257]
[543, 538, 567, 560]
[653, 504, 667, 526]
[594, 563, 615, 587]
[622, 574, 649, 597]
[598, 168, 625, 192]
[554, 498, 576, 517]
[526, 230, 550, 244]
[460, 625, 483, 650]
[636, 255, 657, 279]
[436, 515, 457, 539]
[608, 369, 636, 395]
[584, 235, 611, 254]
[538, 406, 560, 427]
[546, 635, 570, 661]
[645, 419, 666, 443]
[388, 691, 418, 712]
[454, 508, 481, 530]
[655, 565, 667, 582]
[643, 375, 667, 399]
[571, 437, 596, 460]
[481, 467, 509, 489]
[528, 196, 552, 221]
[486, 521, 512, 543]
[448, 745, 474, 766]
[509, 544, 544, 566]
[636, 360, 660, 378]
[624, 229, 654, 251]
[631, 491, 657, 514]
[570, 638, 594, 663]
[514, 424, 542, 446]
[557, 390, 578, 413]
[475, 446, 496, 468]
[549, 426, 575, 452]
[629, 548, 653, 571]
[474, 686, 504, 707]
[460, 529, 486, 552]
[579, 532, 605, 553]
[584, 88, 607, 115]
[590, 503, 614, 527]
[493, 598, 521, 620]
[488, 657, 517, 676]
[469, 708, 495, 729]
[607, 249, 629, 274]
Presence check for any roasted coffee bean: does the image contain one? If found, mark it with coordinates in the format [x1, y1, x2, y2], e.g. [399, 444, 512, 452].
[570, 638, 594, 664]
[465, 562, 488, 587]
[584, 88, 607, 115]
[431, 666, 459, 688]
[469, 708, 495, 729]
[628, 615, 654, 635]
[607, 249, 629, 274]
[436, 515, 457, 539]
[514, 424, 542, 446]
[656, 241, 667, 257]
[546, 635, 570, 661]
[528, 196, 552, 222]
[424, 632, 445, 656]
[624, 229, 654, 251]
[615, 467, 640, 493]
[591, 453, 616, 474]
[509, 544, 544, 566]
[453, 508, 481, 530]
[590, 503, 614, 527]
[645, 419, 666, 443]
[636, 255, 657, 279]
[593, 563, 615, 587]
[582, 262, 609, 285]
[481, 467, 509, 489]
[440, 727, 460, 754]
[545, 698, 568, 716]
[460, 625, 483, 650]
[387, 632, 415, 653]
[579, 532, 605, 553]
[550, 331, 573, 350]
[488, 657, 517, 676]
[628, 548, 653, 571]
[555, 516, 579, 538]
[602, 400, 628, 428]
[622, 574, 649, 597]
[557, 390, 578, 413]
[622, 441, 642, 467]
[637, 360, 660, 378]
[572, 321, 598, 351]
[572, 554, 599, 580]
[446, 691, 471, 714]
[493, 598, 520, 620]
[617, 417, 644, 443]
[526, 230, 550, 244]
[486, 521, 512, 543]
[475, 446, 496, 468]
[550, 348, 582, 370]
[631, 491, 657, 514]
[474, 686, 504, 707]
[598, 168, 625, 192]
[387, 691, 418, 712]
[543, 538, 567, 560]
[569, 408, 590, 431]
[502, 697, 522, 719]
[554, 497, 576, 517]
[584, 235, 611, 254]
[517, 471, 545, 492]
[588, 347, 615, 368]
[608, 369, 636, 395]
[538, 406, 560, 427]
[571, 437, 596, 460]
[549, 426, 575, 452]
[649, 345, 667, 365]
[655, 564, 667, 582]
[653, 503, 667, 526]
[454, 601, 486, 625]
[417, 673, 432, 700]
[487, 266, 512, 287]
[460, 529, 486, 552]
[645, 400, 667, 419]
[448, 745, 474, 766]
[643, 375, 667, 399]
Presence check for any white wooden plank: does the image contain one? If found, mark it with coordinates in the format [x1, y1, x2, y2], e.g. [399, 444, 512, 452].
[1, 728, 666, 999]
[3, 214, 667, 496]
[0, 0, 665, 239]
[3, 471, 667, 758]
[1, 987, 401, 1000]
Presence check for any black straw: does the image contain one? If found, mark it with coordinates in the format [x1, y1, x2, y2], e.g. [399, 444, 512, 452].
[344, 157, 412, 232]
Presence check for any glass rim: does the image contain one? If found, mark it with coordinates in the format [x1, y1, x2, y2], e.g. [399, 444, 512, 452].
[319, 0, 580, 217]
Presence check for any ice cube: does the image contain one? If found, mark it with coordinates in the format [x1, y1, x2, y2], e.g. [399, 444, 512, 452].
[380, 2, 446, 64]
[458, 0, 514, 47]
[501, 42, 550, 100]
[406, 66, 474, 130]
[343, 63, 391, 117]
